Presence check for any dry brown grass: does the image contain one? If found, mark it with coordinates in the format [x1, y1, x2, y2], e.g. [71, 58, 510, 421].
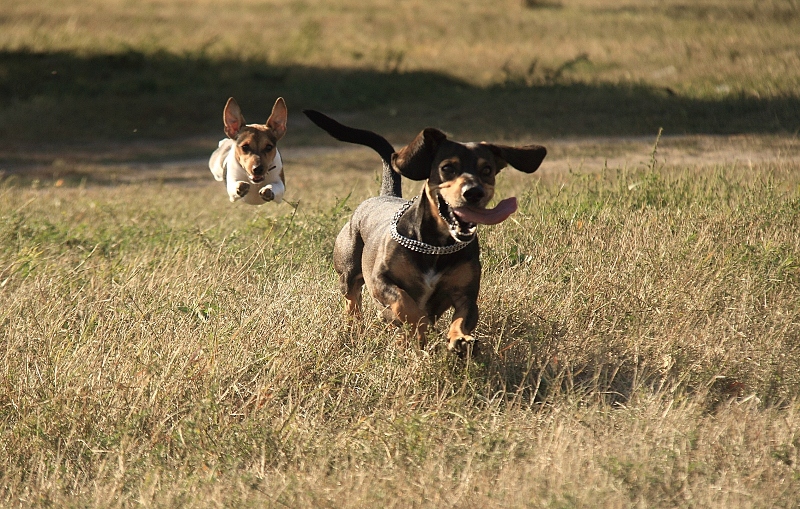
[1, 140, 799, 507]
[3, 0, 798, 94]
[2, 0, 799, 505]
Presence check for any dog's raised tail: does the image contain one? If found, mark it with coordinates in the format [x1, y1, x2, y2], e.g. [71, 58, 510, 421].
[303, 110, 401, 197]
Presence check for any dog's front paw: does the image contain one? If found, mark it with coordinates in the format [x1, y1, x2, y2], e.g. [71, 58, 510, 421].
[259, 185, 275, 202]
[236, 181, 251, 198]
[448, 335, 478, 358]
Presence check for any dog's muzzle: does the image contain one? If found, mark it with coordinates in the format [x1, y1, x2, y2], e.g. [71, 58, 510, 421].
[251, 165, 265, 183]
[437, 194, 478, 242]
[250, 164, 277, 184]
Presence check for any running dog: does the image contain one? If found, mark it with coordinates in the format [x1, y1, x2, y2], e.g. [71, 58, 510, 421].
[209, 97, 287, 204]
[304, 110, 546, 354]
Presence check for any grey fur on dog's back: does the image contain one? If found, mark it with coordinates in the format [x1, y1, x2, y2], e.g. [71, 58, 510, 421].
[333, 195, 406, 293]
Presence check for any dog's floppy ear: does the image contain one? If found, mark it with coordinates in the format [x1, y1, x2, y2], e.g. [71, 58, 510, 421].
[223, 97, 245, 139]
[266, 97, 287, 140]
[484, 144, 547, 174]
[391, 128, 447, 181]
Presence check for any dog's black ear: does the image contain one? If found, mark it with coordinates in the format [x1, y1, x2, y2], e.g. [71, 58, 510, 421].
[391, 128, 447, 181]
[484, 144, 547, 174]
[223, 97, 245, 139]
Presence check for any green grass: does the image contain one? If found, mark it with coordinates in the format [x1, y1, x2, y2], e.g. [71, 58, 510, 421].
[1, 149, 799, 507]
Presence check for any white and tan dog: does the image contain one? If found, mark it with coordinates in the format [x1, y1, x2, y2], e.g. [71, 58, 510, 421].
[209, 97, 287, 205]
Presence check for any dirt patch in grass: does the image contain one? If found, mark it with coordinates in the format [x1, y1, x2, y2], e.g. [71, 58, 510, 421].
[2, 134, 796, 189]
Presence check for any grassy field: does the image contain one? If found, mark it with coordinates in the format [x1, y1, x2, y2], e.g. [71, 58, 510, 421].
[2, 0, 800, 507]
[2, 145, 799, 507]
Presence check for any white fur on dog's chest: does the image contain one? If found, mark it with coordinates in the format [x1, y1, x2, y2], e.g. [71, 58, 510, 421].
[417, 269, 443, 309]
[224, 148, 284, 205]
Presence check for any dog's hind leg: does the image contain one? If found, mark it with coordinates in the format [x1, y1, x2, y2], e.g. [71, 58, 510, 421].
[334, 222, 365, 317]
[343, 274, 364, 317]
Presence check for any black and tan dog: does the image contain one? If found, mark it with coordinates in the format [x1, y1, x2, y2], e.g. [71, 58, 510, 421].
[304, 110, 546, 354]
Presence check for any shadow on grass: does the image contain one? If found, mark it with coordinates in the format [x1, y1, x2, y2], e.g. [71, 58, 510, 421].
[1, 48, 798, 148]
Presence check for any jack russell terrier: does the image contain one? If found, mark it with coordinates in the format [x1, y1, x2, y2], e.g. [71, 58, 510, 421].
[209, 97, 287, 205]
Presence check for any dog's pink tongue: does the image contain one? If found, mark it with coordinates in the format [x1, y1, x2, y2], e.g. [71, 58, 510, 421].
[453, 197, 518, 225]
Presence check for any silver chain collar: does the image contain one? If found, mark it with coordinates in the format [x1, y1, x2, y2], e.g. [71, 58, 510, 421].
[390, 197, 475, 255]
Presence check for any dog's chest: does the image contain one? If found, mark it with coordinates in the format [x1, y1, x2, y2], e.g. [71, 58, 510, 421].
[416, 268, 444, 308]
[227, 150, 283, 204]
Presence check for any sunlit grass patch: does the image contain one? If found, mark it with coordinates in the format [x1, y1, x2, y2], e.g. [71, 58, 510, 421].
[1, 146, 799, 506]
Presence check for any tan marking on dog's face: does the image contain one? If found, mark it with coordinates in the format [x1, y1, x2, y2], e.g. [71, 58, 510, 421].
[436, 173, 495, 210]
[422, 182, 452, 231]
[421, 143, 502, 241]
[233, 126, 280, 182]
[222, 97, 287, 183]
[428, 145, 499, 211]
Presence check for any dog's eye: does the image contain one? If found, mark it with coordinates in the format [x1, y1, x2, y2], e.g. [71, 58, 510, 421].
[480, 165, 493, 177]
[440, 164, 456, 175]
[264, 144, 274, 152]
[241, 143, 251, 153]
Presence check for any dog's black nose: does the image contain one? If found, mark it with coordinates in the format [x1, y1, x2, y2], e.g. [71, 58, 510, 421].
[253, 165, 265, 176]
[463, 186, 485, 204]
